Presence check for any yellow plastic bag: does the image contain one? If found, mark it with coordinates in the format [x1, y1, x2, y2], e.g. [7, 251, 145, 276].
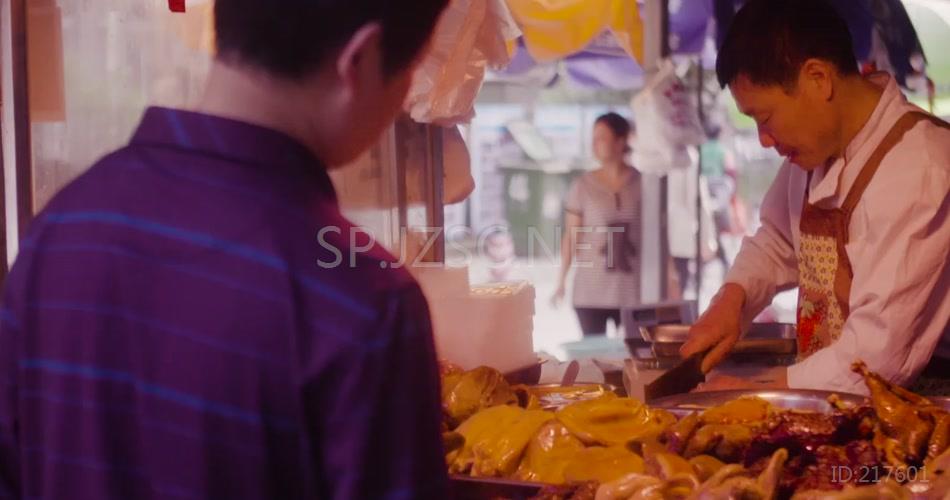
[505, 0, 643, 62]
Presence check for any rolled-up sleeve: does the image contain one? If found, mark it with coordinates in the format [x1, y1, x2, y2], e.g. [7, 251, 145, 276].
[725, 162, 800, 325]
[788, 160, 950, 394]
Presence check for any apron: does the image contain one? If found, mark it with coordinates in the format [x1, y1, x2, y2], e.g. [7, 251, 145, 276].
[795, 111, 950, 394]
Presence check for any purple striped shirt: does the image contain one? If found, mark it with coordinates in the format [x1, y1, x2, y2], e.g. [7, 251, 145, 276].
[0, 108, 448, 499]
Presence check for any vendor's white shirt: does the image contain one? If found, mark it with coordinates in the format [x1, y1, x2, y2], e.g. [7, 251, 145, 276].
[725, 73, 950, 395]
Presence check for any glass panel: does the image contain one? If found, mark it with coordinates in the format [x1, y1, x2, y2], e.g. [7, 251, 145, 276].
[29, 0, 212, 212]
[329, 126, 402, 252]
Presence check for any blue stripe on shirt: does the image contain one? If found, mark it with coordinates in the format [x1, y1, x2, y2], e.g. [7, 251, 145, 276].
[28, 301, 278, 364]
[19, 241, 290, 305]
[20, 243, 395, 351]
[21, 389, 263, 459]
[19, 359, 297, 432]
[0, 310, 18, 331]
[38, 211, 376, 320]
[24, 446, 199, 500]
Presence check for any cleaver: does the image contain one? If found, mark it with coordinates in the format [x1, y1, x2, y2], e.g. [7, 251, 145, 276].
[643, 349, 708, 402]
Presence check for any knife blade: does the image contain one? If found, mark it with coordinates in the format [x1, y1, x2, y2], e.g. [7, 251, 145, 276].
[643, 349, 708, 402]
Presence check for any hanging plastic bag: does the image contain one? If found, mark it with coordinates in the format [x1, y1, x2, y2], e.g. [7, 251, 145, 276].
[506, 0, 644, 62]
[630, 59, 704, 174]
[404, 0, 521, 125]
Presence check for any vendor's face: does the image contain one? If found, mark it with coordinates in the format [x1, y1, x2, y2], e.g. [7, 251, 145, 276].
[593, 122, 627, 164]
[730, 72, 838, 170]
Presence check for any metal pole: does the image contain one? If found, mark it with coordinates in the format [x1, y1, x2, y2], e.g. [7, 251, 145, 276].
[695, 61, 705, 299]
[393, 118, 409, 254]
[657, 1, 670, 301]
[642, 0, 671, 301]
[1, 0, 32, 263]
[0, 116, 6, 281]
[10, 0, 32, 241]
[423, 124, 446, 263]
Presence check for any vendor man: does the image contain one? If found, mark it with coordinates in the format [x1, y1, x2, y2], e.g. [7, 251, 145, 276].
[681, 0, 950, 395]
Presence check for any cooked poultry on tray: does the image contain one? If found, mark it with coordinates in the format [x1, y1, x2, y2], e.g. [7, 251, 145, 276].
[441, 361, 950, 499]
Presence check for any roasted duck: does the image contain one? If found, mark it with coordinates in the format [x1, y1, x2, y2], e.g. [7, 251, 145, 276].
[853, 361, 949, 469]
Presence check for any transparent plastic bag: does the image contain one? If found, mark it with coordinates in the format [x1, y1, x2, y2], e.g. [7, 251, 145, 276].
[630, 60, 704, 174]
[404, 0, 520, 125]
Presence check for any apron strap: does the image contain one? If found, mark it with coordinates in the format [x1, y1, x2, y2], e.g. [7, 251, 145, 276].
[834, 111, 948, 318]
[841, 111, 950, 217]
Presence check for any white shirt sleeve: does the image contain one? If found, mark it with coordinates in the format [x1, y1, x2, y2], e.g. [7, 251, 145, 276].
[787, 159, 950, 395]
[724, 162, 800, 325]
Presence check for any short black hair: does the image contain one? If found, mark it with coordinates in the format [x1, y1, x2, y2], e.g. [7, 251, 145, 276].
[595, 112, 634, 139]
[595, 112, 634, 153]
[214, 0, 449, 80]
[716, 0, 859, 89]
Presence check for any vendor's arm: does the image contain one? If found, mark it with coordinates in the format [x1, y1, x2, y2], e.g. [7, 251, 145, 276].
[788, 160, 950, 394]
[723, 162, 800, 323]
[682, 163, 799, 372]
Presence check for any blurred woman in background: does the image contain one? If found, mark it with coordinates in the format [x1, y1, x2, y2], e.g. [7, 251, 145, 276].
[552, 113, 642, 336]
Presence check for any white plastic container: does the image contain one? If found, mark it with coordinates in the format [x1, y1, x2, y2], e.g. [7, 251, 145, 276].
[414, 268, 537, 373]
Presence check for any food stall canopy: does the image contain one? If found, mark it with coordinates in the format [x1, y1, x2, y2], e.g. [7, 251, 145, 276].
[493, 0, 712, 90]
[494, 0, 929, 91]
[504, 0, 645, 62]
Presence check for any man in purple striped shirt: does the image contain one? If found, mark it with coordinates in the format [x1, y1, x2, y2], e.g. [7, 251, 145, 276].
[0, 1, 450, 498]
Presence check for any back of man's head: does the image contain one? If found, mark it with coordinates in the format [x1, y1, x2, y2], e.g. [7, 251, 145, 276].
[214, 0, 448, 80]
[209, 0, 450, 167]
[716, 0, 859, 90]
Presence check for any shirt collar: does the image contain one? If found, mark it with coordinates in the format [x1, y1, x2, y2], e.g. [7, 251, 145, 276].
[807, 73, 906, 204]
[130, 107, 337, 200]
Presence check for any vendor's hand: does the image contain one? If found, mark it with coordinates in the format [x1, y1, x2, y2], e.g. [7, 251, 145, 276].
[550, 284, 566, 308]
[680, 283, 746, 373]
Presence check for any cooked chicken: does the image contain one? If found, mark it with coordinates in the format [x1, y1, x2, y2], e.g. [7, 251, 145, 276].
[927, 413, 950, 465]
[532, 481, 600, 500]
[593, 450, 787, 500]
[561, 446, 647, 484]
[443, 361, 950, 500]
[517, 421, 588, 484]
[853, 362, 936, 466]
[448, 404, 554, 477]
[594, 474, 663, 500]
[790, 481, 910, 500]
[557, 394, 677, 447]
[683, 423, 755, 463]
[687, 455, 727, 483]
[443, 365, 520, 428]
[700, 397, 773, 426]
[665, 412, 702, 455]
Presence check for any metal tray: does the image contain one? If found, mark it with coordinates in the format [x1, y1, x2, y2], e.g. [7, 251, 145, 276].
[530, 383, 619, 410]
[649, 389, 868, 416]
[451, 475, 543, 500]
[643, 323, 797, 359]
[652, 339, 797, 359]
[651, 390, 950, 417]
[642, 322, 797, 343]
